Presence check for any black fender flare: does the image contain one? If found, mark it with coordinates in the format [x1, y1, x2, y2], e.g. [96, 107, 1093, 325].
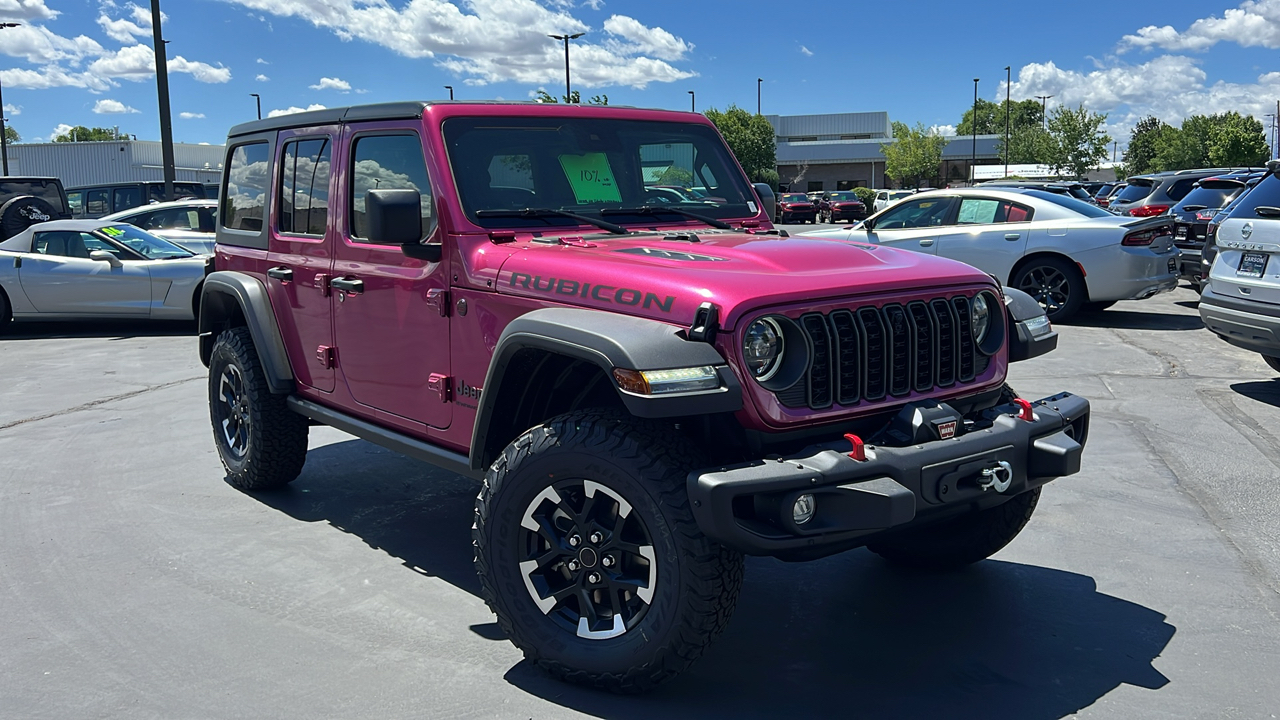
[198, 271, 295, 395]
[470, 307, 743, 471]
[1004, 286, 1058, 362]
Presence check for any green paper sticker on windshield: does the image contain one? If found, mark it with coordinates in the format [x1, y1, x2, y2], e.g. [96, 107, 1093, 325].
[559, 152, 622, 204]
[101, 226, 124, 237]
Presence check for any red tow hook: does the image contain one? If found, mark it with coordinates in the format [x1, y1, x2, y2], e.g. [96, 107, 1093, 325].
[844, 433, 867, 462]
[1013, 398, 1035, 422]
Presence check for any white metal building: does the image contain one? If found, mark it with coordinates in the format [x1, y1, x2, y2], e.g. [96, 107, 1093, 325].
[3, 140, 225, 188]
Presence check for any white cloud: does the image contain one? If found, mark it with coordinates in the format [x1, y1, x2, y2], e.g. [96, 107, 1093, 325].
[256, 57, 269, 64]
[221, 0, 694, 89]
[49, 122, 73, 139]
[799, 45, 813, 57]
[87, 44, 232, 84]
[1121, 0, 1280, 53]
[0, 0, 59, 21]
[0, 65, 112, 92]
[255, 73, 269, 82]
[928, 124, 956, 137]
[92, 98, 139, 113]
[3, 102, 20, 116]
[179, 111, 205, 119]
[309, 76, 351, 92]
[267, 103, 327, 118]
[0, 22, 105, 65]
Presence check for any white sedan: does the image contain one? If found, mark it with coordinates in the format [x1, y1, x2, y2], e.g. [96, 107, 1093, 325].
[797, 188, 1180, 322]
[101, 199, 218, 254]
[0, 219, 209, 328]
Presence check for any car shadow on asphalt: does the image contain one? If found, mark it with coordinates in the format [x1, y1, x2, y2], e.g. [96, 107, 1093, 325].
[1063, 309, 1203, 331]
[0, 319, 196, 340]
[252, 438, 1175, 720]
[1230, 380, 1280, 408]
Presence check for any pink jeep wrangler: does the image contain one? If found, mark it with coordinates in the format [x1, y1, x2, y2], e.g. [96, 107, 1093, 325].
[199, 101, 1087, 692]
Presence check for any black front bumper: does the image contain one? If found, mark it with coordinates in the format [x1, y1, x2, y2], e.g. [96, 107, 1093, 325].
[688, 393, 1090, 558]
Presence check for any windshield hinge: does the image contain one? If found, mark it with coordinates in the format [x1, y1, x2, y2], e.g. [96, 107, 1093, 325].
[739, 220, 761, 229]
[557, 236, 597, 248]
[688, 302, 720, 343]
[489, 230, 517, 243]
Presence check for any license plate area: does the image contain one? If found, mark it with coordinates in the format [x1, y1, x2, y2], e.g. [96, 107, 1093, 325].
[1238, 251, 1268, 278]
[1175, 224, 1187, 238]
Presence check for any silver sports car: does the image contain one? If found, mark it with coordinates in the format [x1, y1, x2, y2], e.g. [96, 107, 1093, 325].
[797, 188, 1180, 322]
[0, 219, 209, 327]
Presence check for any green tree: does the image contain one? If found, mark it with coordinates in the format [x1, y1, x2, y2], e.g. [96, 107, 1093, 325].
[881, 121, 947, 188]
[3, 126, 18, 143]
[53, 126, 123, 142]
[957, 98, 1044, 137]
[704, 104, 777, 186]
[1044, 105, 1110, 178]
[1002, 125, 1053, 165]
[1123, 116, 1169, 175]
[1207, 111, 1270, 167]
[533, 89, 608, 105]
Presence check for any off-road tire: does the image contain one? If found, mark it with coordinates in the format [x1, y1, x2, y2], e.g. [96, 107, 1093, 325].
[1012, 257, 1086, 323]
[208, 327, 308, 491]
[868, 488, 1041, 570]
[473, 409, 744, 693]
[1262, 355, 1280, 374]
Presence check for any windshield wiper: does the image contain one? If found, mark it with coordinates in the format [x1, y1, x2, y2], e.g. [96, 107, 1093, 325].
[600, 206, 734, 230]
[475, 208, 629, 235]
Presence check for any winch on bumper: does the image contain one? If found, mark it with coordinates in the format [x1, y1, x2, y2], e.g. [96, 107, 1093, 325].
[687, 392, 1090, 558]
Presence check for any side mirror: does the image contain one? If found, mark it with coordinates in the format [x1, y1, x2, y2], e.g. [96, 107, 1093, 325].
[861, 218, 875, 231]
[752, 182, 776, 222]
[89, 250, 123, 268]
[365, 188, 442, 262]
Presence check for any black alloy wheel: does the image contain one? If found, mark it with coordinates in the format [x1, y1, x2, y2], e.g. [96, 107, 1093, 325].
[1013, 257, 1085, 322]
[214, 362, 251, 460]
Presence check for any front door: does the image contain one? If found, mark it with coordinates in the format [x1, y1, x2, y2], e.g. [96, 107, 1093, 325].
[265, 129, 338, 392]
[19, 230, 151, 314]
[331, 126, 451, 430]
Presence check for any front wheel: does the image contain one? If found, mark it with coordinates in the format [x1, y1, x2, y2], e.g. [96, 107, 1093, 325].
[474, 410, 743, 693]
[868, 488, 1041, 570]
[1012, 257, 1086, 322]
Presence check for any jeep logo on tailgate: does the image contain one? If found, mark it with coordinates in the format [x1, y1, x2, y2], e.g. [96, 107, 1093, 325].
[509, 273, 675, 313]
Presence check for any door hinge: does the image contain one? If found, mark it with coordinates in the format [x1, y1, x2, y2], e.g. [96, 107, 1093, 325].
[316, 345, 335, 369]
[427, 373, 451, 403]
[425, 288, 449, 317]
[315, 274, 330, 297]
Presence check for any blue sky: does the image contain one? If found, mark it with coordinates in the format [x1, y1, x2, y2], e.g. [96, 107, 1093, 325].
[3, 0, 1280, 149]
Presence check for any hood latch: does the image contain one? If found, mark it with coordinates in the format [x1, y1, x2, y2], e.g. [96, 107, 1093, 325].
[688, 302, 720, 343]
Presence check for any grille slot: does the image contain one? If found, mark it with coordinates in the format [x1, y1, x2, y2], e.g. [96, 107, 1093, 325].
[784, 294, 986, 411]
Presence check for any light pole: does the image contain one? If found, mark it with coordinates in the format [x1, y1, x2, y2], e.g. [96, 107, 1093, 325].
[150, 0, 176, 202]
[1004, 66, 1011, 178]
[972, 78, 979, 185]
[249, 93, 261, 120]
[444, 85, 453, 100]
[1035, 94, 1053, 130]
[757, 77, 762, 115]
[1113, 140, 1118, 163]
[688, 90, 695, 112]
[0, 22, 20, 176]
[548, 32, 585, 103]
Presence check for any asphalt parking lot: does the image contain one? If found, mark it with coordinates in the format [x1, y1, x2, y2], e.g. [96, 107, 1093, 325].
[3, 284, 1280, 719]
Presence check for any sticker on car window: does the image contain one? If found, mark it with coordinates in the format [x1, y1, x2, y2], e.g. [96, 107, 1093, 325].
[559, 153, 622, 204]
[100, 226, 124, 237]
[958, 199, 999, 224]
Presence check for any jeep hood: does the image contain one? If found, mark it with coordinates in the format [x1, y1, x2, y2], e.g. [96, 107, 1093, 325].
[494, 231, 994, 329]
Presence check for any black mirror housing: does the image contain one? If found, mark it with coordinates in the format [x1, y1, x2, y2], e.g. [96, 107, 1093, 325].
[366, 189, 423, 245]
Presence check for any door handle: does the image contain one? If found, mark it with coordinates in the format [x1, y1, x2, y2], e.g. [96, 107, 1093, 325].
[1004, 233, 1021, 241]
[919, 238, 934, 247]
[267, 266, 293, 282]
[330, 277, 364, 294]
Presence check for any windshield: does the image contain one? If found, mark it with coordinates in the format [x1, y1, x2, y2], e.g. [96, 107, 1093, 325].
[1114, 182, 1154, 203]
[442, 116, 757, 230]
[1175, 183, 1243, 213]
[781, 194, 808, 202]
[1020, 190, 1113, 218]
[827, 192, 858, 201]
[890, 191, 913, 200]
[97, 224, 194, 259]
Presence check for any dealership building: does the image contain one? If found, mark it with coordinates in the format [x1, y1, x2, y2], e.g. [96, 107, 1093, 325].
[767, 111, 1004, 192]
[3, 139, 225, 189]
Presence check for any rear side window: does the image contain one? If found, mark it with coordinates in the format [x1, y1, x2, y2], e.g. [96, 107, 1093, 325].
[113, 186, 142, 212]
[279, 137, 332, 236]
[957, 198, 1034, 224]
[1230, 174, 1280, 219]
[223, 142, 270, 232]
[86, 189, 109, 215]
[1115, 182, 1153, 202]
[66, 191, 83, 216]
[349, 133, 434, 241]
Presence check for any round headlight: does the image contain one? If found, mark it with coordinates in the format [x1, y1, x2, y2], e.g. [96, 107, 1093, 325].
[743, 317, 784, 382]
[971, 293, 991, 344]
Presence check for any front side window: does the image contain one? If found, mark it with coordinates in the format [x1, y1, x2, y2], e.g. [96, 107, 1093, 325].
[350, 133, 434, 241]
[223, 142, 270, 232]
[66, 191, 84, 216]
[86, 189, 109, 216]
[957, 198, 1033, 225]
[279, 137, 332, 236]
[875, 197, 955, 229]
[113, 187, 142, 212]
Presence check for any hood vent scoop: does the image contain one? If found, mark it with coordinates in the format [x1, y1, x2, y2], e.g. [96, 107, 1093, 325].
[615, 247, 728, 262]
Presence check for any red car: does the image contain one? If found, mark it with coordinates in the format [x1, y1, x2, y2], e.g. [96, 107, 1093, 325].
[775, 192, 817, 223]
[197, 100, 1086, 693]
[819, 191, 867, 222]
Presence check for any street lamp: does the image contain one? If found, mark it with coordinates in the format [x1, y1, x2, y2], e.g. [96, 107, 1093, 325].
[972, 78, 979, 185]
[150, 0, 176, 202]
[444, 85, 453, 100]
[1004, 66, 1011, 178]
[757, 77, 763, 115]
[0, 22, 20, 176]
[249, 93, 261, 120]
[548, 32, 585, 103]
[688, 90, 695, 112]
[1035, 94, 1054, 130]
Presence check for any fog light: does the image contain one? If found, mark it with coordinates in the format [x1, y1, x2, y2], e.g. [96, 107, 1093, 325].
[792, 494, 816, 525]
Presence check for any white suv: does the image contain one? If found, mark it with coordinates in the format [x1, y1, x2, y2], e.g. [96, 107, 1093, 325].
[873, 189, 916, 213]
[1199, 164, 1280, 371]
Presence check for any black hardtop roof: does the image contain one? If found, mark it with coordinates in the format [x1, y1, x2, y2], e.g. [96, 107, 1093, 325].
[226, 99, 644, 138]
[1, 176, 62, 183]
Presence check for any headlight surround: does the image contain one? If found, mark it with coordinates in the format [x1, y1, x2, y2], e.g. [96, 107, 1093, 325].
[743, 317, 785, 382]
[971, 293, 991, 344]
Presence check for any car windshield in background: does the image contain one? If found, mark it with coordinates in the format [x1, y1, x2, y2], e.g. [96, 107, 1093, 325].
[781, 194, 808, 202]
[442, 117, 757, 230]
[1175, 182, 1243, 212]
[827, 192, 859, 201]
[1114, 182, 1154, 203]
[98, 224, 195, 259]
[889, 191, 914, 200]
[1020, 189, 1114, 218]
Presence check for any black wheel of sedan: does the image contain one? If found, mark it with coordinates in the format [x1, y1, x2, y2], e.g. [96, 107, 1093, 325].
[1012, 257, 1085, 322]
[208, 327, 308, 491]
[474, 409, 743, 693]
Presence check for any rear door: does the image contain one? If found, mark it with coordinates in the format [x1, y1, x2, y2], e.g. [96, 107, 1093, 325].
[18, 230, 151, 314]
[864, 195, 956, 254]
[936, 196, 1033, 280]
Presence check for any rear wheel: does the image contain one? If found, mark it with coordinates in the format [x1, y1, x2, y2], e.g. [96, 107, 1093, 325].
[868, 489, 1041, 570]
[474, 410, 743, 692]
[1012, 257, 1086, 323]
